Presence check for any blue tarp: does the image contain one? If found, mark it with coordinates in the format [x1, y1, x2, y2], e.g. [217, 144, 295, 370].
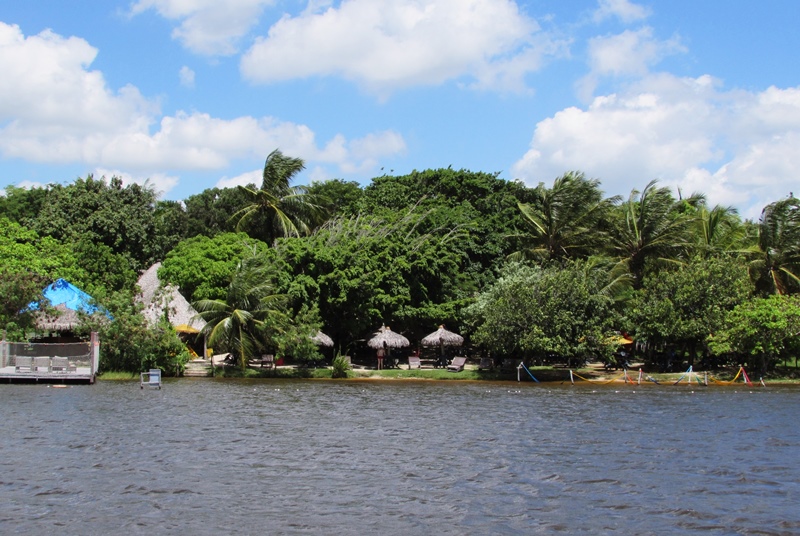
[29, 279, 104, 315]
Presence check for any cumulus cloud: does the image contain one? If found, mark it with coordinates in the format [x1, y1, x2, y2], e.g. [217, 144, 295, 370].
[241, 0, 565, 96]
[129, 0, 275, 56]
[512, 74, 800, 218]
[593, 0, 651, 24]
[577, 27, 685, 99]
[0, 23, 406, 194]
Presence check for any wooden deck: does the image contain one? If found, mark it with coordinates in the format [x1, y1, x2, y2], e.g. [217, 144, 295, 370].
[0, 366, 95, 384]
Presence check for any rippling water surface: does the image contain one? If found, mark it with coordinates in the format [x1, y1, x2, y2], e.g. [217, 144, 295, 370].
[1, 379, 798, 535]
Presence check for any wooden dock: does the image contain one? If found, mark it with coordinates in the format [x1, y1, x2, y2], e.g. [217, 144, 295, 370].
[0, 366, 95, 384]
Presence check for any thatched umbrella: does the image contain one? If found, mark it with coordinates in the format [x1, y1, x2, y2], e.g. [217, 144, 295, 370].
[310, 330, 334, 347]
[367, 325, 410, 349]
[422, 325, 463, 349]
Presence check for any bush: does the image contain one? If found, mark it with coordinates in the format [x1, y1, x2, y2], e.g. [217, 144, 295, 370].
[331, 355, 351, 378]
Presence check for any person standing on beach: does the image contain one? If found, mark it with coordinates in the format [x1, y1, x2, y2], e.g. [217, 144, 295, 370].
[376, 344, 385, 370]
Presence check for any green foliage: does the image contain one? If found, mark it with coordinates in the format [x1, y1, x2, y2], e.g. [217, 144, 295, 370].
[78, 289, 191, 374]
[306, 178, 364, 217]
[0, 269, 48, 335]
[331, 354, 351, 378]
[466, 261, 619, 362]
[33, 176, 162, 272]
[627, 255, 752, 358]
[159, 232, 269, 302]
[232, 150, 328, 243]
[708, 294, 800, 373]
[514, 171, 619, 262]
[270, 205, 471, 348]
[194, 253, 289, 369]
[748, 196, 800, 295]
[183, 187, 248, 237]
[610, 180, 704, 289]
[0, 217, 86, 283]
[0, 185, 48, 227]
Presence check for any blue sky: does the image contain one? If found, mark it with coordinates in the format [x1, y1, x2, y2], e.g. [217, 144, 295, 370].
[1, 0, 799, 218]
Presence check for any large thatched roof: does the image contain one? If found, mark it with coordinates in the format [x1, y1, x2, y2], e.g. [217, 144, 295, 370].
[367, 326, 410, 349]
[310, 331, 334, 347]
[35, 304, 82, 331]
[137, 263, 206, 332]
[421, 325, 464, 347]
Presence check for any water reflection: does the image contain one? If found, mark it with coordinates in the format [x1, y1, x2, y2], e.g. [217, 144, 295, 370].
[1, 380, 798, 534]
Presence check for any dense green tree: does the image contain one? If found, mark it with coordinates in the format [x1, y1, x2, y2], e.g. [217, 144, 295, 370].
[33, 176, 161, 272]
[626, 255, 752, 368]
[708, 294, 800, 374]
[748, 196, 800, 295]
[0, 185, 48, 227]
[0, 269, 49, 338]
[0, 217, 86, 283]
[158, 232, 269, 302]
[183, 187, 248, 237]
[609, 180, 704, 289]
[306, 179, 363, 218]
[232, 150, 327, 243]
[78, 289, 191, 374]
[194, 254, 289, 369]
[465, 261, 619, 364]
[513, 172, 619, 262]
[269, 205, 472, 350]
[357, 168, 535, 289]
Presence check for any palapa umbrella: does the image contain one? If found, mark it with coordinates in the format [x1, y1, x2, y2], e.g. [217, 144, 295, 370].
[310, 330, 334, 347]
[367, 325, 410, 349]
[422, 325, 464, 360]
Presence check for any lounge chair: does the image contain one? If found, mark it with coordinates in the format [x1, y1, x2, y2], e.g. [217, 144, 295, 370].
[33, 356, 51, 372]
[408, 355, 421, 369]
[50, 356, 77, 372]
[15, 356, 33, 372]
[447, 356, 467, 372]
[260, 354, 275, 369]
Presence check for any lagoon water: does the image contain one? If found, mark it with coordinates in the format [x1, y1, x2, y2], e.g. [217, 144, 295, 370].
[1, 379, 799, 535]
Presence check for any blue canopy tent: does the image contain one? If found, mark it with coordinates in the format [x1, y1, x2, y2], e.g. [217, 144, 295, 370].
[38, 279, 102, 314]
[28, 279, 112, 330]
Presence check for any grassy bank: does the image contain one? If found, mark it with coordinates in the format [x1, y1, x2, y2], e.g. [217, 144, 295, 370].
[97, 364, 800, 383]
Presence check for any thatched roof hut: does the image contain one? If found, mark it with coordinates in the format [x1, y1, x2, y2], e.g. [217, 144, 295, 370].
[367, 325, 410, 349]
[310, 331, 334, 347]
[35, 304, 82, 331]
[421, 325, 464, 347]
[137, 263, 206, 332]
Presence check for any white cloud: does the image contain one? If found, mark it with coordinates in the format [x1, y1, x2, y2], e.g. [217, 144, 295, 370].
[578, 27, 685, 99]
[94, 168, 180, 198]
[130, 0, 275, 56]
[593, 0, 651, 24]
[241, 0, 564, 97]
[179, 66, 195, 88]
[216, 169, 261, 189]
[512, 74, 800, 218]
[0, 23, 406, 192]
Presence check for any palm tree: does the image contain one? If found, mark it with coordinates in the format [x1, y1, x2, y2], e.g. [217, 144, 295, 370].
[609, 180, 704, 289]
[231, 150, 327, 243]
[194, 255, 288, 369]
[513, 172, 619, 262]
[749, 196, 800, 295]
[695, 204, 742, 253]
